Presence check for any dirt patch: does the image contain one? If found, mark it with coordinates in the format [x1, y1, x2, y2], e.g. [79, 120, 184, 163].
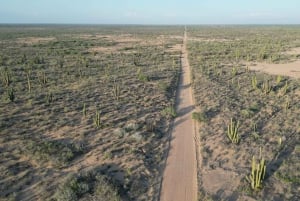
[165, 44, 182, 52]
[169, 35, 183, 40]
[188, 37, 234, 42]
[284, 47, 300, 55]
[76, 34, 107, 39]
[77, 34, 141, 43]
[89, 46, 117, 52]
[16, 37, 56, 44]
[202, 169, 240, 197]
[245, 61, 300, 78]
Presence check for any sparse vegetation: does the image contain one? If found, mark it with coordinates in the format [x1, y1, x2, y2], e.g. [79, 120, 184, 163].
[0, 25, 182, 201]
[1, 24, 299, 201]
[188, 25, 300, 200]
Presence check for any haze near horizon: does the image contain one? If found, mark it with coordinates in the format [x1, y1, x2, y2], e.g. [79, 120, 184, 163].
[1, 0, 300, 24]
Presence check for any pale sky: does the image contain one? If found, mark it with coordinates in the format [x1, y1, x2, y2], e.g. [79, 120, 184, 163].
[1, 0, 300, 24]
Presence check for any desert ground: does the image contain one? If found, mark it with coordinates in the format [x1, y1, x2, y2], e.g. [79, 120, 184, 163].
[0, 25, 299, 201]
[0, 25, 183, 201]
[188, 26, 300, 201]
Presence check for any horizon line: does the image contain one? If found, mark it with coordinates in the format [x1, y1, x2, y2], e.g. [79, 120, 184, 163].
[1, 22, 300, 26]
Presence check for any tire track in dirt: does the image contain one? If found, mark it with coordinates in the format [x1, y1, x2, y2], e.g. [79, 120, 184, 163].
[160, 27, 197, 201]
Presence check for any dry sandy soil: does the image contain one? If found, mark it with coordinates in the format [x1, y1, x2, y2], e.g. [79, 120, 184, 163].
[16, 37, 56, 44]
[246, 61, 300, 78]
[284, 47, 300, 55]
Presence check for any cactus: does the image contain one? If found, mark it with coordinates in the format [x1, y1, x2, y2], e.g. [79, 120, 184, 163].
[1, 68, 11, 87]
[231, 66, 238, 76]
[247, 156, 266, 190]
[276, 75, 282, 84]
[280, 81, 288, 96]
[58, 57, 64, 68]
[93, 110, 101, 128]
[251, 76, 257, 90]
[82, 103, 87, 117]
[112, 80, 121, 101]
[46, 92, 53, 104]
[227, 118, 240, 144]
[38, 71, 47, 86]
[7, 88, 15, 102]
[25, 69, 32, 92]
[246, 65, 250, 73]
[261, 80, 272, 94]
[284, 99, 290, 111]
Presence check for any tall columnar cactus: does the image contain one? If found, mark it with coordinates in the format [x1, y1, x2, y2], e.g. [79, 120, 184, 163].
[227, 118, 240, 144]
[247, 156, 266, 190]
[261, 80, 272, 94]
[7, 88, 15, 102]
[46, 92, 53, 104]
[280, 81, 288, 96]
[26, 69, 32, 92]
[82, 103, 87, 117]
[284, 99, 290, 111]
[113, 81, 121, 101]
[38, 71, 47, 86]
[231, 66, 238, 76]
[93, 110, 101, 129]
[251, 76, 257, 90]
[1, 69, 11, 87]
[276, 75, 282, 84]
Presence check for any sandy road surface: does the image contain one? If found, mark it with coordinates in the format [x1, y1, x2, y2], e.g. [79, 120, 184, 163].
[160, 28, 197, 201]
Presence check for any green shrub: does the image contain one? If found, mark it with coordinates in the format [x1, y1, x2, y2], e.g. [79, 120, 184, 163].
[162, 106, 177, 119]
[192, 111, 208, 122]
[137, 73, 149, 82]
[92, 175, 120, 201]
[25, 140, 83, 166]
[54, 172, 120, 201]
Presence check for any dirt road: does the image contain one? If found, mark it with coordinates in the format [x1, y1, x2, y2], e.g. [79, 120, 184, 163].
[160, 28, 197, 201]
